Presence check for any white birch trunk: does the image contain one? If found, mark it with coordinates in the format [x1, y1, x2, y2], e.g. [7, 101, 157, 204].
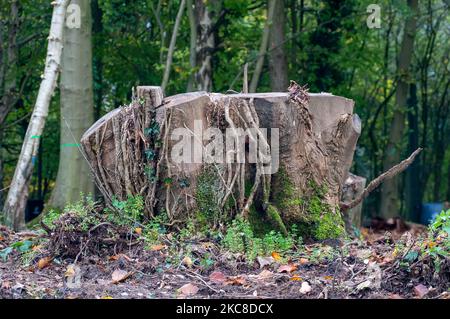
[3, 0, 69, 230]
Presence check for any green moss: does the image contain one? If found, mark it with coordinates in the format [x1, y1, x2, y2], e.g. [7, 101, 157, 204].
[272, 167, 297, 210]
[195, 167, 222, 228]
[271, 167, 345, 240]
[266, 204, 288, 236]
[248, 204, 273, 236]
[304, 183, 345, 240]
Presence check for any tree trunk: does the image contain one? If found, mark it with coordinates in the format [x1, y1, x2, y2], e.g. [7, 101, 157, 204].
[92, 0, 103, 121]
[268, 0, 288, 92]
[161, 0, 186, 92]
[405, 84, 421, 222]
[342, 173, 366, 233]
[186, 0, 197, 92]
[3, 0, 69, 230]
[193, 0, 216, 91]
[249, 0, 276, 93]
[380, 0, 418, 219]
[0, 0, 19, 209]
[50, 0, 94, 210]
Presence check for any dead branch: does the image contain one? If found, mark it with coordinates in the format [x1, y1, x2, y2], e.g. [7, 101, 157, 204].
[340, 148, 423, 211]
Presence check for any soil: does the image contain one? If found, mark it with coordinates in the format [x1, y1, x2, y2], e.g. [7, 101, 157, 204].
[0, 218, 449, 300]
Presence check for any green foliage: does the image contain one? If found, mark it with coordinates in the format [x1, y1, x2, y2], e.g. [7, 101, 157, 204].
[111, 195, 144, 223]
[430, 210, 450, 236]
[421, 210, 450, 264]
[0, 240, 33, 261]
[223, 217, 296, 262]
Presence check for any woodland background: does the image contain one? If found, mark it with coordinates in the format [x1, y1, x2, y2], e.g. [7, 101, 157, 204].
[0, 0, 449, 225]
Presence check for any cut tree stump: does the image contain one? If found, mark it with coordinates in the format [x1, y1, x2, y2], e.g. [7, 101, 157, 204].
[81, 83, 369, 239]
[341, 173, 367, 233]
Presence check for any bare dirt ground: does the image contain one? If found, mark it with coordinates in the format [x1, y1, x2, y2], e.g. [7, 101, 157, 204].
[0, 217, 449, 300]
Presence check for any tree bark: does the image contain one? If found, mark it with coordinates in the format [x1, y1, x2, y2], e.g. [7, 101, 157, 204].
[193, 0, 216, 91]
[405, 84, 421, 222]
[0, 0, 19, 209]
[50, 0, 95, 210]
[268, 0, 289, 92]
[186, 0, 197, 92]
[380, 0, 418, 219]
[161, 0, 186, 92]
[341, 173, 366, 233]
[249, 0, 276, 93]
[0, 0, 19, 126]
[3, 0, 69, 230]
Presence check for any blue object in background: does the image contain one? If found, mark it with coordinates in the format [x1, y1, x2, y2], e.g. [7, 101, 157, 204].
[421, 203, 443, 225]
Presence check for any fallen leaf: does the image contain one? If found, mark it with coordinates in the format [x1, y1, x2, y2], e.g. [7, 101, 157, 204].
[178, 283, 199, 296]
[299, 281, 312, 294]
[209, 271, 226, 284]
[37, 257, 52, 269]
[413, 284, 429, 298]
[299, 258, 309, 265]
[135, 227, 142, 235]
[271, 251, 282, 262]
[101, 296, 114, 299]
[290, 275, 303, 281]
[109, 253, 132, 262]
[150, 244, 166, 251]
[277, 263, 297, 273]
[182, 256, 193, 268]
[64, 264, 76, 277]
[201, 242, 214, 249]
[0, 235, 4, 241]
[111, 269, 131, 284]
[225, 276, 246, 286]
[257, 256, 275, 268]
[32, 245, 43, 251]
[324, 275, 333, 281]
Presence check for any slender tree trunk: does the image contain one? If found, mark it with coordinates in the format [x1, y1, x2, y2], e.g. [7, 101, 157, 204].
[161, 0, 186, 92]
[0, 0, 19, 213]
[380, 0, 418, 219]
[3, 0, 69, 230]
[249, 0, 276, 93]
[0, 0, 20, 212]
[0, 0, 19, 126]
[186, 0, 197, 92]
[92, 0, 103, 121]
[50, 0, 94, 210]
[268, 0, 288, 92]
[193, 0, 215, 91]
[405, 84, 420, 222]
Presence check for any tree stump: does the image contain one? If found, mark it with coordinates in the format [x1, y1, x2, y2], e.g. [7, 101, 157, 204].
[341, 173, 367, 234]
[81, 83, 362, 239]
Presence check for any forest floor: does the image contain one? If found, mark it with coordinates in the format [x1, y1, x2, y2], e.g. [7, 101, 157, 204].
[0, 211, 449, 300]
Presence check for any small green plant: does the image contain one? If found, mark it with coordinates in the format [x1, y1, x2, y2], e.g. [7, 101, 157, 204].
[418, 210, 450, 272]
[42, 209, 62, 228]
[111, 195, 144, 226]
[223, 217, 296, 262]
